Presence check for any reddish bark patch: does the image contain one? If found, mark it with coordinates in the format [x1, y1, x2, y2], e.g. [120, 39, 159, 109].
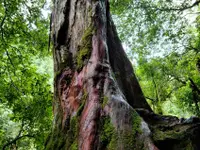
[58, 67, 88, 128]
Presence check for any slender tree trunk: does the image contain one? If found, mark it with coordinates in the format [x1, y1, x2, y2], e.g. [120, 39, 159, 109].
[45, 0, 200, 150]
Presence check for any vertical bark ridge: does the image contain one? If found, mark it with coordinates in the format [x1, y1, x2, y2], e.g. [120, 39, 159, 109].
[106, 12, 152, 112]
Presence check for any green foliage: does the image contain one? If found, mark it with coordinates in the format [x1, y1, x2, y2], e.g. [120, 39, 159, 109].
[110, 0, 200, 117]
[110, 0, 193, 58]
[136, 50, 200, 116]
[0, 0, 53, 149]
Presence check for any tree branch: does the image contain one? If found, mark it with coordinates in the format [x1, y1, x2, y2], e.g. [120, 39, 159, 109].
[2, 134, 34, 150]
[145, 96, 156, 102]
[2, 120, 34, 150]
[0, 0, 8, 40]
[189, 78, 200, 96]
[132, 1, 200, 13]
[156, 1, 200, 12]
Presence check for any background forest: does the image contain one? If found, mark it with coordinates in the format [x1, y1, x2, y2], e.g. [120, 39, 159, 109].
[0, 0, 200, 149]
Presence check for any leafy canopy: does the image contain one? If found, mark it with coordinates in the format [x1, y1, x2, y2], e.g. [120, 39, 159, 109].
[0, 0, 53, 149]
[110, 0, 200, 117]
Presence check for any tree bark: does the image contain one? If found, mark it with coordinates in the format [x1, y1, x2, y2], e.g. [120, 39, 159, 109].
[45, 0, 200, 150]
[45, 0, 156, 149]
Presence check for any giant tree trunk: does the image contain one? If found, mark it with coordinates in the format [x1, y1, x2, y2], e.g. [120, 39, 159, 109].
[45, 0, 200, 150]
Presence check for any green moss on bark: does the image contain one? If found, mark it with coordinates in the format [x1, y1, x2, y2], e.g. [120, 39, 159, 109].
[77, 91, 87, 116]
[99, 111, 142, 150]
[99, 116, 117, 149]
[101, 96, 109, 108]
[120, 111, 143, 150]
[45, 90, 89, 150]
[152, 126, 185, 141]
[76, 26, 94, 70]
[45, 115, 79, 150]
[45, 115, 66, 150]
[65, 116, 78, 150]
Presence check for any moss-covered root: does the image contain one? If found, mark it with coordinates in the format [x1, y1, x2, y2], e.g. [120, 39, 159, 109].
[152, 124, 199, 150]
